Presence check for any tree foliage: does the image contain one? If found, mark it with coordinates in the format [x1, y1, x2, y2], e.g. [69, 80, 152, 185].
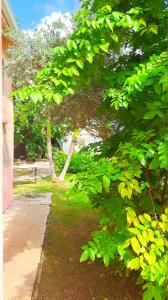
[5, 17, 72, 88]
[5, 18, 72, 160]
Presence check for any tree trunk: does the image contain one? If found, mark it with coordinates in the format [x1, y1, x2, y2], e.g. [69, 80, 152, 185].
[59, 129, 79, 181]
[47, 115, 57, 181]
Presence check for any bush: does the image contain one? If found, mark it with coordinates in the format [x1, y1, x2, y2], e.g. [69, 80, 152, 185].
[53, 149, 67, 170]
[69, 150, 95, 173]
[54, 148, 95, 173]
[69, 153, 168, 300]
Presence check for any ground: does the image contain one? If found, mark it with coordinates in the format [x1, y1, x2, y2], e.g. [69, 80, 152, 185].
[14, 177, 142, 300]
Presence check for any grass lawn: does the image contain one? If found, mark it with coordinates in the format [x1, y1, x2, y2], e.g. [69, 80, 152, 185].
[14, 177, 141, 300]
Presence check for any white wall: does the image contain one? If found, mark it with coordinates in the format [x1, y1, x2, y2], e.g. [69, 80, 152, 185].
[62, 130, 101, 154]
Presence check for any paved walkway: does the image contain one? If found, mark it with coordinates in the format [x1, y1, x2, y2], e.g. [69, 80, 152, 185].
[3, 193, 52, 300]
[14, 160, 51, 183]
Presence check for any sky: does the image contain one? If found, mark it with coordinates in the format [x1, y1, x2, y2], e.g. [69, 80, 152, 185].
[9, 0, 81, 30]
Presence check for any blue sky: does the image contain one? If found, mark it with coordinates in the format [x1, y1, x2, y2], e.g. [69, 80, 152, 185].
[10, 0, 80, 29]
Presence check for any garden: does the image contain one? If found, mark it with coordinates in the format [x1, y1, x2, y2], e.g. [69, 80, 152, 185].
[6, 0, 168, 299]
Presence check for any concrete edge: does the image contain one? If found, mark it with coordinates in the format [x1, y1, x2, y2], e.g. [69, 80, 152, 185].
[31, 193, 52, 300]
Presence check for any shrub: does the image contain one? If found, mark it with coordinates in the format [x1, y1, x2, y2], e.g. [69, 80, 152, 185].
[69, 152, 168, 299]
[69, 150, 95, 173]
[53, 149, 67, 170]
[54, 148, 95, 173]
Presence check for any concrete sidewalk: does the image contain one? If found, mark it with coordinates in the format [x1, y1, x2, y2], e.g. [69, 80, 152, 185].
[14, 160, 51, 183]
[3, 193, 52, 300]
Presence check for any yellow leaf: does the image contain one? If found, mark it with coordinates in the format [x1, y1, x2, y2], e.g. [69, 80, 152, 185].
[137, 234, 147, 247]
[118, 182, 125, 194]
[143, 213, 151, 222]
[131, 237, 141, 254]
[144, 252, 156, 264]
[127, 257, 140, 270]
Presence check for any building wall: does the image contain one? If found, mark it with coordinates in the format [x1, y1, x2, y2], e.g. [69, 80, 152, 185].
[0, 0, 3, 216]
[2, 35, 13, 211]
[63, 130, 101, 154]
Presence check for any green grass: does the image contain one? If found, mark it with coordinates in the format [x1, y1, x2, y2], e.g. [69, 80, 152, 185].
[14, 176, 93, 226]
[14, 175, 71, 196]
[14, 176, 98, 246]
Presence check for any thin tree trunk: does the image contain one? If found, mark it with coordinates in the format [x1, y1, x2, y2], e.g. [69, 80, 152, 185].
[47, 114, 57, 181]
[59, 129, 79, 181]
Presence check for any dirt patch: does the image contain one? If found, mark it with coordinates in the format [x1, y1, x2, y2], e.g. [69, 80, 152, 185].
[37, 195, 141, 300]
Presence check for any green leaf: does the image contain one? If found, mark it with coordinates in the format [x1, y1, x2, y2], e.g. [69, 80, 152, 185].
[71, 66, 80, 76]
[156, 111, 164, 118]
[53, 94, 63, 105]
[119, 239, 131, 250]
[106, 18, 113, 30]
[67, 40, 77, 51]
[133, 21, 140, 32]
[89, 186, 97, 194]
[76, 59, 84, 69]
[99, 42, 110, 53]
[66, 58, 76, 63]
[143, 284, 163, 300]
[84, 40, 91, 51]
[92, 20, 98, 29]
[62, 68, 70, 76]
[86, 53, 93, 63]
[143, 285, 154, 300]
[67, 40, 73, 51]
[80, 250, 89, 262]
[102, 175, 110, 192]
[92, 181, 102, 193]
[90, 249, 96, 261]
[111, 33, 118, 43]
[131, 237, 141, 254]
[127, 257, 140, 270]
[159, 277, 166, 286]
[30, 92, 42, 103]
[103, 253, 110, 267]
[65, 88, 74, 95]
[103, 5, 112, 12]
[144, 111, 157, 120]
[149, 24, 158, 34]
[133, 184, 141, 194]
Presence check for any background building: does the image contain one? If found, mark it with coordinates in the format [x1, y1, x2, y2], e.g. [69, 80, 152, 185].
[1, 0, 17, 211]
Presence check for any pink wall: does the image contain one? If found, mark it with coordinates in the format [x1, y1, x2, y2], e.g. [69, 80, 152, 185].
[2, 35, 14, 211]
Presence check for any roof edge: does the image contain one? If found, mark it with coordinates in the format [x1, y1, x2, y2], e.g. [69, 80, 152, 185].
[2, 0, 18, 31]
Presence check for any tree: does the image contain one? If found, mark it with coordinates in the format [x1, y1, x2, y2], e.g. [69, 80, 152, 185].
[54, 88, 115, 180]
[59, 129, 79, 180]
[5, 15, 72, 89]
[7, 15, 111, 180]
[5, 16, 71, 179]
[15, 1, 148, 177]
